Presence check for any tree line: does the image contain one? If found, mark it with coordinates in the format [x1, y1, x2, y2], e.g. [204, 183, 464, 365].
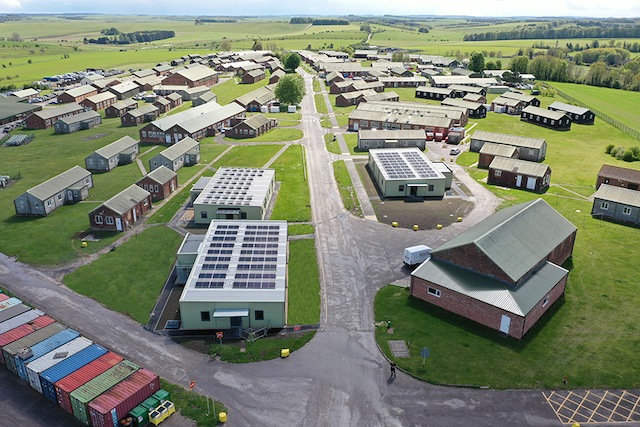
[463, 25, 640, 41]
[85, 29, 175, 45]
[289, 17, 349, 25]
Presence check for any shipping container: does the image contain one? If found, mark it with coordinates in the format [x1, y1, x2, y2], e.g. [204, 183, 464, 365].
[26, 336, 92, 393]
[88, 368, 160, 427]
[0, 296, 21, 312]
[55, 351, 124, 414]
[15, 328, 79, 380]
[2, 322, 67, 373]
[0, 309, 45, 334]
[40, 344, 108, 404]
[0, 303, 31, 324]
[0, 293, 9, 302]
[0, 316, 55, 363]
[70, 360, 139, 425]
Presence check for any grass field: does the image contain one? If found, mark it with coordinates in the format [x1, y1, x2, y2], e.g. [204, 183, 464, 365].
[287, 239, 321, 325]
[333, 160, 363, 217]
[270, 144, 312, 222]
[288, 223, 314, 235]
[324, 133, 340, 154]
[211, 144, 283, 169]
[64, 225, 183, 324]
[222, 128, 303, 143]
[210, 77, 270, 106]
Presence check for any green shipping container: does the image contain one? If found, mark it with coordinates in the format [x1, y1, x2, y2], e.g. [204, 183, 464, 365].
[151, 389, 170, 403]
[70, 360, 139, 425]
[1, 322, 66, 373]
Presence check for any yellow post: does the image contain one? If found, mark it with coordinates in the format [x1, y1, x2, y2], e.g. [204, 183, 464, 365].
[219, 412, 227, 422]
[392, 222, 398, 227]
[457, 217, 463, 222]
[81, 242, 88, 248]
[413, 225, 419, 231]
[436, 224, 443, 229]
[281, 348, 290, 358]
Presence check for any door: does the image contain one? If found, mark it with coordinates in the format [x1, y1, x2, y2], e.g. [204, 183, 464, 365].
[230, 317, 242, 328]
[500, 315, 510, 334]
[410, 186, 418, 196]
[515, 175, 522, 187]
[353, 122, 359, 131]
[165, 134, 171, 144]
[526, 177, 536, 190]
[115, 217, 123, 231]
[67, 190, 73, 201]
[133, 208, 137, 222]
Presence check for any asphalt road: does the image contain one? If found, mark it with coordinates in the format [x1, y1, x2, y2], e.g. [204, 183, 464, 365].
[0, 70, 610, 426]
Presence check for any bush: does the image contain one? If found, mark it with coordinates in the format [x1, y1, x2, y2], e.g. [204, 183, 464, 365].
[630, 146, 640, 159]
[623, 150, 635, 162]
[615, 148, 627, 160]
[605, 143, 615, 154]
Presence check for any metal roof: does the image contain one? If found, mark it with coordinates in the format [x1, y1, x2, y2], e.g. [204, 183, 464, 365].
[12, 88, 38, 97]
[442, 98, 484, 111]
[597, 164, 640, 184]
[338, 89, 377, 100]
[26, 166, 91, 201]
[63, 86, 96, 98]
[33, 103, 84, 120]
[447, 85, 485, 93]
[246, 69, 265, 78]
[488, 157, 550, 177]
[522, 105, 568, 120]
[236, 114, 272, 130]
[94, 136, 138, 159]
[502, 91, 537, 103]
[194, 167, 275, 208]
[364, 91, 399, 102]
[412, 258, 568, 316]
[478, 142, 517, 157]
[174, 103, 244, 134]
[108, 81, 139, 94]
[56, 110, 100, 125]
[416, 86, 454, 95]
[472, 130, 545, 150]
[492, 96, 524, 107]
[157, 137, 200, 161]
[179, 220, 287, 303]
[92, 184, 150, 216]
[144, 165, 177, 184]
[148, 101, 221, 131]
[548, 101, 591, 115]
[433, 199, 576, 283]
[359, 129, 425, 140]
[593, 184, 640, 208]
[431, 76, 498, 86]
[109, 99, 137, 110]
[170, 66, 218, 82]
[350, 108, 453, 128]
[83, 92, 117, 104]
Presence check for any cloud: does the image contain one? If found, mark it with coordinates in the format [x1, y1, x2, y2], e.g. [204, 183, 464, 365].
[0, 0, 22, 9]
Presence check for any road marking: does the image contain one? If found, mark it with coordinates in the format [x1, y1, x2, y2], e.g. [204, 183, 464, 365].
[544, 390, 640, 424]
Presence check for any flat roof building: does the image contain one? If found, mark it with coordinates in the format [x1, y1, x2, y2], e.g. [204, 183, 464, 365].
[178, 220, 288, 330]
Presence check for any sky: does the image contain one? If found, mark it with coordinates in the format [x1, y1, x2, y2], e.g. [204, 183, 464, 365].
[0, 0, 637, 18]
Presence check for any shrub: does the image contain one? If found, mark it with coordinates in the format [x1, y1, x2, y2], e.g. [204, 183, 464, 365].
[630, 146, 640, 159]
[605, 143, 615, 154]
[615, 148, 627, 160]
[623, 150, 635, 162]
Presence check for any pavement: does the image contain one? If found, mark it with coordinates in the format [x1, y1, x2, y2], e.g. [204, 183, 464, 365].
[0, 68, 624, 427]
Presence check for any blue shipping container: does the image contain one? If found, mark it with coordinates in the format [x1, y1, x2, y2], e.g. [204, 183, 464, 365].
[40, 344, 108, 404]
[15, 329, 79, 380]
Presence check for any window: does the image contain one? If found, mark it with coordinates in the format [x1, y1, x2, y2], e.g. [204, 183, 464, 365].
[623, 206, 632, 215]
[143, 199, 148, 207]
[106, 216, 114, 225]
[144, 185, 149, 191]
[255, 310, 264, 321]
[142, 131, 146, 137]
[47, 200, 52, 206]
[427, 287, 441, 298]
[601, 202, 609, 210]
[398, 185, 404, 192]
[58, 194, 62, 200]
[543, 295, 550, 307]
[155, 185, 159, 193]
[495, 170, 502, 177]
[95, 216, 103, 224]
[241, 212, 247, 219]
[201, 211, 208, 219]
[201, 311, 210, 321]
[428, 185, 434, 192]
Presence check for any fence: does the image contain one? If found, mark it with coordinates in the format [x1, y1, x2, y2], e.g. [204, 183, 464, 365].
[547, 84, 640, 141]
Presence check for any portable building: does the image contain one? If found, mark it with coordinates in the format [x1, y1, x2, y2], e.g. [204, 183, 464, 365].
[470, 130, 546, 162]
[0, 309, 45, 335]
[54, 110, 102, 134]
[227, 114, 277, 139]
[15, 328, 79, 380]
[478, 142, 519, 168]
[24, 103, 84, 129]
[39, 344, 108, 404]
[89, 185, 152, 232]
[521, 105, 572, 130]
[149, 137, 200, 172]
[415, 86, 455, 100]
[596, 164, 640, 191]
[592, 184, 640, 225]
[488, 157, 551, 192]
[105, 99, 138, 118]
[501, 91, 540, 107]
[121, 104, 159, 127]
[85, 136, 140, 172]
[0, 315, 54, 364]
[88, 368, 160, 427]
[2, 322, 67, 373]
[548, 101, 595, 124]
[58, 86, 98, 104]
[26, 336, 93, 393]
[55, 351, 124, 414]
[135, 166, 178, 200]
[70, 360, 139, 425]
[80, 92, 118, 111]
[357, 129, 426, 151]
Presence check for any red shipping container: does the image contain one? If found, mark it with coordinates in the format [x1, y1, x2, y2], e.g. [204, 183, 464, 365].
[54, 351, 123, 413]
[0, 294, 9, 302]
[88, 368, 160, 427]
[0, 315, 55, 364]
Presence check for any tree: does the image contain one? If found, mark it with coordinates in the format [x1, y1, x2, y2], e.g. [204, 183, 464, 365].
[283, 52, 302, 71]
[275, 73, 306, 105]
[509, 56, 529, 74]
[220, 38, 231, 51]
[8, 32, 21, 42]
[468, 52, 485, 72]
[252, 40, 263, 51]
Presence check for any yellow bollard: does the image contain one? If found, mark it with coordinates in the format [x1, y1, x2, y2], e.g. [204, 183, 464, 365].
[81, 242, 88, 248]
[457, 217, 463, 222]
[219, 412, 227, 423]
[413, 225, 419, 231]
[436, 224, 443, 229]
[281, 348, 290, 358]
[392, 222, 398, 227]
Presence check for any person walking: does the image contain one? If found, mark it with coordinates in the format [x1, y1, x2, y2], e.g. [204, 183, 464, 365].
[390, 361, 397, 378]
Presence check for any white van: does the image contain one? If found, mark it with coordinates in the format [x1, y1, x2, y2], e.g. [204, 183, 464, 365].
[403, 245, 432, 266]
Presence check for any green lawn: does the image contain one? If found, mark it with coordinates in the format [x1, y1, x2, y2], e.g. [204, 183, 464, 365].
[160, 379, 226, 427]
[342, 133, 360, 155]
[64, 226, 183, 324]
[212, 144, 284, 169]
[321, 120, 332, 128]
[287, 239, 320, 325]
[335, 114, 349, 127]
[312, 80, 321, 93]
[222, 128, 303, 143]
[333, 160, 363, 217]
[288, 224, 314, 235]
[269, 144, 311, 222]
[314, 94, 328, 114]
[210, 77, 270, 106]
[324, 133, 340, 154]
[206, 331, 316, 363]
[146, 185, 192, 225]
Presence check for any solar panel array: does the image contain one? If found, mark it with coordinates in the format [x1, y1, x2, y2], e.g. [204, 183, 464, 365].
[402, 151, 439, 178]
[374, 151, 416, 179]
[191, 222, 285, 291]
[195, 167, 274, 208]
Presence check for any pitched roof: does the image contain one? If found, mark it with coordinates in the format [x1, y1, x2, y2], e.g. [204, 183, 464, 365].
[143, 165, 177, 184]
[478, 142, 518, 157]
[175, 103, 244, 133]
[109, 99, 137, 110]
[147, 102, 221, 131]
[93, 185, 150, 216]
[108, 81, 140, 94]
[472, 130, 546, 150]
[416, 86, 454, 95]
[492, 96, 525, 107]
[63, 85, 96, 98]
[502, 91, 537, 103]
[56, 110, 100, 125]
[597, 164, 640, 184]
[359, 129, 426, 140]
[548, 101, 591, 115]
[412, 258, 568, 316]
[432, 199, 576, 283]
[94, 136, 138, 159]
[522, 105, 568, 120]
[26, 166, 91, 200]
[83, 92, 117, 104]
[170, 66, 218, 82]
[127, 104, 158, 118]
[235, 114, 271, 130]
[488, 157, 550, 177]
[33, 103, 84, 120]
[157, 137, 200, 161]
[234, 85, 275, 107]
[442, 98, 485, 111]
[594, 184, 640, 208]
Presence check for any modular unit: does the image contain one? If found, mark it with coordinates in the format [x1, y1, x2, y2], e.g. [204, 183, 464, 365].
[0, 309, 45, 335]
[15, 328, 79, 380]
[26, 336, 93, 393]
[39, 344, 108, 404]
[55, 351, 124, 414]
[70, 360, 139, 425]
[0, 316, 55, 364]
[88, 368, 160, 427]
[2, 322, 67, 373]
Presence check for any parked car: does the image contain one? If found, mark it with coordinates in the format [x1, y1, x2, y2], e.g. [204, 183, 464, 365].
[450, 148, 461, 155]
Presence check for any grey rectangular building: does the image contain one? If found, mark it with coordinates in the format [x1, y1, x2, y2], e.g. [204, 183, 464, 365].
[592, 184, 640, 225]
[84, 136, 140, 172]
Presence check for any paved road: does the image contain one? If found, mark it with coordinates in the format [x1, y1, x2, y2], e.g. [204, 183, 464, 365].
[0, 69, 578, 427]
